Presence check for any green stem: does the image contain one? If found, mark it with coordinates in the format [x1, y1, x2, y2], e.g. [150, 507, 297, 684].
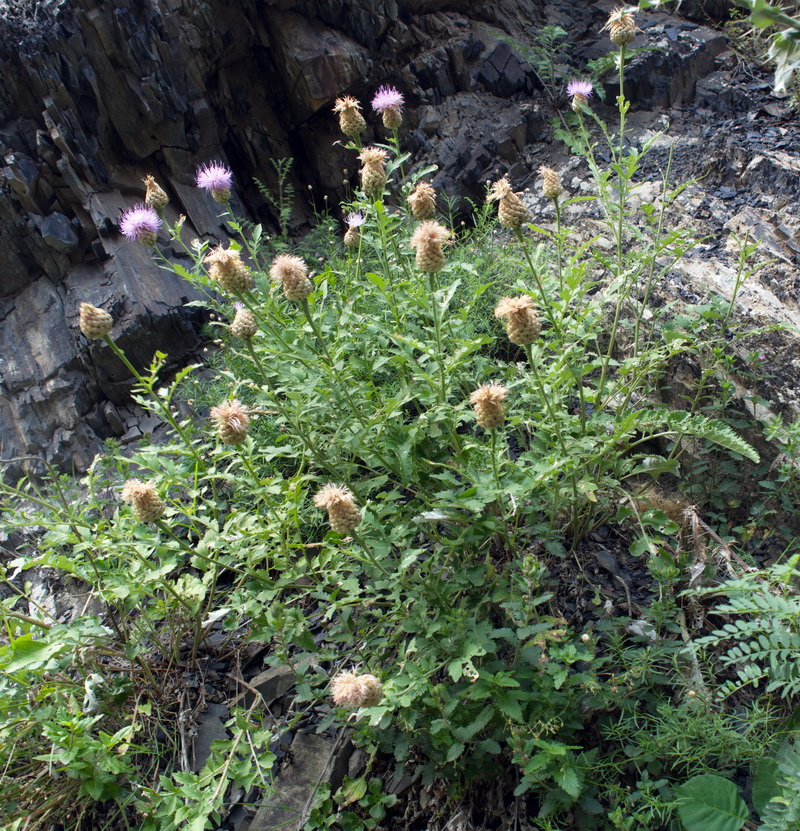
[633, 145, 674, 357]
[490, 428, 503, 498]
[524, 343, 581, 532]
[101, 336, 206, 468]
[615, 44, 628, 266]
[238, 446, 262, 486]
[300, 300, 370, 432]
[155, 519, 249, 577]
[513, 228, 562, 340]
[427, 272, 448, 404]
[245, 340, 337, 474]
[554, 198, 564, 296]
[350, 530, 393, 578]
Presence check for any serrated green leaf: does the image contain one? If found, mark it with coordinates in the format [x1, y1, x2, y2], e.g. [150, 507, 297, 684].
[556, 767, 582, 799]
[446, 742, 466, 762]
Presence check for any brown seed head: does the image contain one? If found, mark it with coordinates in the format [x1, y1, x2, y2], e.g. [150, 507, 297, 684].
[269, 253, 313, 301]
[538, 166, 564, 200]
[494, 295, 541, 345]
[358, 147, 388, 198]
[408, 181, 437, 220]
[79, 302, 113, 339]
[314, 483, 362, 534]
[330, 671, 383, 708]
[143, 174, 169, 210]
[409, 220, 450, 273]
[487, 177, 528, 229]
[382, 106, 403, 130]
[231, 307, 258, 339]
[204, 245, 254, 293]
[469, 382, 509, 430]
[210, 399, 250, 445]
[333, 96, 366, 137]
[344, 226, 361, 247]
[121, 479, 165, 522]
[602, 7, 637, 46]
[571, 93, 589, 113]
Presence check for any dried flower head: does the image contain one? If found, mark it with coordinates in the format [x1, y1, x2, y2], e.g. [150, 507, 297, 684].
[330, 671, 383, 708]
[566, 79, 594, 112]
[344, 211, 365, 248]
[314, 483, 362, 534]
[143, 174, 169, 210]
[79, 302, 113, 339]
[602, 7, 637, 46]
[231, 305, 258, 339]
[487, 177, 528, 229]
[269, 253, 313, 301]
[538, 166, 564, 200]
[121, 479, 165, 522]
[408, 181, 436, 221]
[357, 146, 388, 198]
[494, 295, 541, 345]
[210, 399, 250, 445]
[196, 162, 233, 202]
[333, 96, 367, 137]
[119, 204, 161, 245]
[204, 245, 254, 293]
[372, 85, 404, 129]
[469, 382, 509, 430]
[409, 220, 450, 273]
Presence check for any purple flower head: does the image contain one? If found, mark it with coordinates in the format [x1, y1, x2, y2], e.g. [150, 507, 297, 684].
[119, 204, 162, 244]
[234, 301, 245, 311]
[345, 211, 365, 228]
[567, 79, 594, 100]
[196, 162, 233, 201]
[371, 86, 404, 113]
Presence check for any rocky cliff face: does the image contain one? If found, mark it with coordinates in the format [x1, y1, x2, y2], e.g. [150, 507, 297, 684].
[0, 0, 558, 481]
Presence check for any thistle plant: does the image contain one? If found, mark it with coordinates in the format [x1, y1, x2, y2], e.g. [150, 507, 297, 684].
[0, 58, 781, 831]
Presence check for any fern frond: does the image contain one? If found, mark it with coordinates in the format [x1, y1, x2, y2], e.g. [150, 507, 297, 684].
[661, 410, 760, 463]
[759, 741, 800, 830]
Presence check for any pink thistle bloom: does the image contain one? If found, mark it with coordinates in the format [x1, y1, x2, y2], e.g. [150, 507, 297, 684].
[345, 211, 365, 228]
[196, 162, 233, 202]
[119, 204, 162, 245]
[371, 85, 404, 113]
[567, 79, 594, 100]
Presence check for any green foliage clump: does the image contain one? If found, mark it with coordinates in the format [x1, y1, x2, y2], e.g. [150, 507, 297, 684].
[1, 10, 799, 831]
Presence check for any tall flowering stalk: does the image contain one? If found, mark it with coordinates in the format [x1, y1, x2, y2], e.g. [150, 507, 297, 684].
[594, 5, 640, 408]
[81, 304, 205, 468]
[538, 166, 566, 293]
[410, 221, 451, 403]
[469, 382, 509, 499]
